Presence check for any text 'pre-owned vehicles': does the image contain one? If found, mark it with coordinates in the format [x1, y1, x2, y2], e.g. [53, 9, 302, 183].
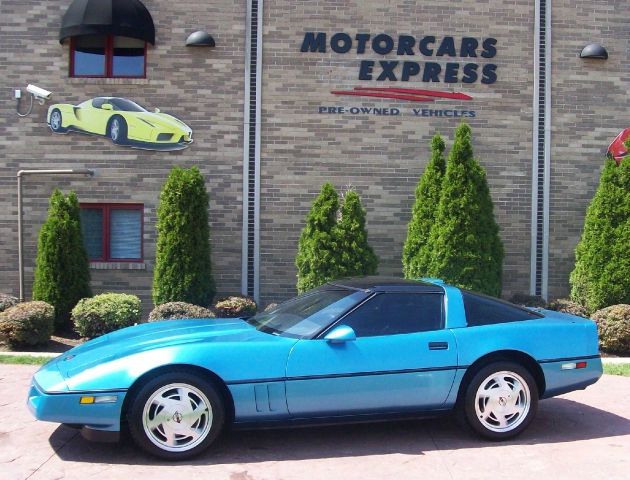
[28, 277, 602, 460]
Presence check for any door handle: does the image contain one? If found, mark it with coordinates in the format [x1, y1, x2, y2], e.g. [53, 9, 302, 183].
[429, 341, 449, 350]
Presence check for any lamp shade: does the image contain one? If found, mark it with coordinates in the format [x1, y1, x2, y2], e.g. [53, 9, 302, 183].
[186, 31, 215, 47]
[579, 43, 608, 59]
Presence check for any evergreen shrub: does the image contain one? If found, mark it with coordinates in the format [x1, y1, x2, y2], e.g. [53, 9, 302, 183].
[546, 298, 589, 318]
[335, 190, 378, 278]
[0, 301, 54, 348]
[592, 304, 630, 355]
[0, 293, 19, 313]
[214, 296, 258, 318]
[426, 123, 504, 296]
[32, 190, 91, 330]
[148, 302, 214, 322]
[72, 293, 141, 338]
[570, 159, 630, 313]
[153, 167, 216, 307]
[296, 183, 341, 292]
[403, 134, 446, 278]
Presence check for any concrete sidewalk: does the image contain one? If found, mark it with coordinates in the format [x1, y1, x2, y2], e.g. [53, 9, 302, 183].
[2, 364, 629, 480]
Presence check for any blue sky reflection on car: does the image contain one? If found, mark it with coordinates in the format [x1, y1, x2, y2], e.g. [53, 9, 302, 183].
[28, 277, 602, 460]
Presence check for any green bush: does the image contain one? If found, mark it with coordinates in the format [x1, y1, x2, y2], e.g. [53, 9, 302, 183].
[335, 190, 378, 278]
[72, 293, 141, 338]
[153, 167, 216, 307]
[214, 296, 258, 318]
[570, 159, 630, 313]
[546, 298, 589, 318]
[592, 304, 630, 355]
[0, 293, 19, 313]
[0, 301, 54, 348]
[296, 183, 341, 292]
[426, 123, 504, 297]
[148, 302, 214, 322]
[509, 293, 547, 308]
[403, 134, 447, 278]
[32, 190, 91, 330]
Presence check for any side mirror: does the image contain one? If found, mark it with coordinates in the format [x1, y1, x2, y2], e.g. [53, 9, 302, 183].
[101, 104, 113, 111]
[324, 325, 356, 344]
[154, 107, 161, 113]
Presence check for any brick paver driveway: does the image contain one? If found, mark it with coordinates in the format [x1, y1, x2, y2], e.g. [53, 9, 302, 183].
[2, 364, 629, 480]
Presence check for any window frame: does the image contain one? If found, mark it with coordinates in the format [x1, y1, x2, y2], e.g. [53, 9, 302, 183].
[79, 203, 144, 262]
[70, 35, 148, 79]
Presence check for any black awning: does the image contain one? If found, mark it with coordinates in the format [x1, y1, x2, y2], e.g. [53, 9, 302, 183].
[59, 0, 155, 45]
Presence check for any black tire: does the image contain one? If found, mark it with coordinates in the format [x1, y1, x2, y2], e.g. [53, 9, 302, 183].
[127, 371, 225, 460]
[49, 108, 66, 133]
[460, 361, 538, 440]
[108, 116, 128, 145]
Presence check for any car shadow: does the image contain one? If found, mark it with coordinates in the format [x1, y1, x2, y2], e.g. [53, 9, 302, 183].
[51, 398, 630, 466]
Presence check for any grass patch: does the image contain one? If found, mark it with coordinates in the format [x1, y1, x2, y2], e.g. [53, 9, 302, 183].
[0, 355, 55, 365]
[603, 363, 630, 377]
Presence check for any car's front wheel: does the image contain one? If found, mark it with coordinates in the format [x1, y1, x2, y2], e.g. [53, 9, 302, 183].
[127, 372, 225, 460]
[108, 116, 127, 145]
[462, 362, 538, 440]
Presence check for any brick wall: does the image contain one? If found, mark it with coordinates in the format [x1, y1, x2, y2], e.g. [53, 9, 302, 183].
[0, 0, 626, 312]
[0, 0, 246, 316]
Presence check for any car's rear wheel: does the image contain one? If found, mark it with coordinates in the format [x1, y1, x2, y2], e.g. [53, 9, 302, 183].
[109, 116, 127, 144]
[49, 109, 66, 133]
[128, 372, 225, 460]
[462, 362, 538, 440]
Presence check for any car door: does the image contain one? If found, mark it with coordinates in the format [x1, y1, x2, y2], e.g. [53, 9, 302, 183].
[285, 292, 457, 417]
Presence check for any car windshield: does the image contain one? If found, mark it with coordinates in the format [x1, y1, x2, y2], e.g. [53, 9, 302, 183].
[109, 98, 147, 112]
[246, 288, 369, 339]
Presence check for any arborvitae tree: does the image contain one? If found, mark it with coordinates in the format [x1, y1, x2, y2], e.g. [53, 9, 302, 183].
[335, 190, 378, 278]
[296, 182, 340, 292]
[570, 158, 630, 312]
[152, 166, 215, 307]
[426, 123, 504, 296]
[402, 134, 446, 278]
[33, 189, 91, 330]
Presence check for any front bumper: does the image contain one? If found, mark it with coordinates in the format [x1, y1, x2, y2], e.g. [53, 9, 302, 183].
[28, 379, 126, 433]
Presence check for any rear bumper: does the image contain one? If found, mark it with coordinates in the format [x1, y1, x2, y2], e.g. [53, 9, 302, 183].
[28, 380, 125, 433]
[539, 355, 603, 399]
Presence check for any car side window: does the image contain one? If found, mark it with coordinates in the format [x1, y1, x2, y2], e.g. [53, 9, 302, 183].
[339, 293, 443, 337]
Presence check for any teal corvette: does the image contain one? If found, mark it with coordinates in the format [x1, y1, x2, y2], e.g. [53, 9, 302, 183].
[28, 277, 602, 460]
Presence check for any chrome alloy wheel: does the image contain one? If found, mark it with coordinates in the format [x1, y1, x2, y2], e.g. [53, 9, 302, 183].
[474, 370, 531, 433]
[142, 383, 213, 452]
[50, 110, 62, 130]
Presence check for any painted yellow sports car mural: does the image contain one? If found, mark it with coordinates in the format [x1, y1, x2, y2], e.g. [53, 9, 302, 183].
[47, 97, 193, 150]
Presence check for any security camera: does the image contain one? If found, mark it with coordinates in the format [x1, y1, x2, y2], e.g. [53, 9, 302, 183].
[26, 84, 52, 103]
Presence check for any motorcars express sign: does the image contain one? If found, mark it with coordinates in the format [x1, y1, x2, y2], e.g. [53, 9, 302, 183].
[300, 32, 498, 85]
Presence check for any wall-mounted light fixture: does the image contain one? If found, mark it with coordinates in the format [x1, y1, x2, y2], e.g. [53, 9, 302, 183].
[579, 43, 608, 60]
[186, 30, 216, 47]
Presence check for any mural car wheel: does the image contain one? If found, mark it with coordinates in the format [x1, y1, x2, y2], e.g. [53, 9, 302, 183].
[49, 109, 66, 133]
[109, 116, 128, 145]
[127, 372, 226, 460]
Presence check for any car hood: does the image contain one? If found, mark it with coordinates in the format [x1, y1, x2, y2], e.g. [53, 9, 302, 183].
[135, 111, 191, 131]
[54, 318, 264, 379]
